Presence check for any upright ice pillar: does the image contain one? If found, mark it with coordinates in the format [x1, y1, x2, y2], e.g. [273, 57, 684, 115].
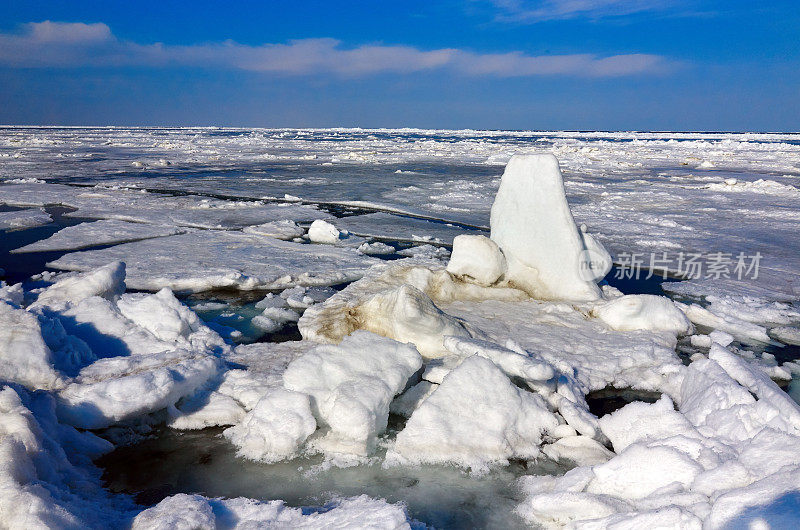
[490, 154, 604, 301]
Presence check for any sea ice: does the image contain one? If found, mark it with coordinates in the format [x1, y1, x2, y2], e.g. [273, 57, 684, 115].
[223, 388, 316, 462]
[489, 154, 605, 301]
[335, 211, 478, 244]
[0, 182, 329, 229]
[445, 234, 506, 287]
[132, 493, 414, 529]
[282, 331, 422, 455]
[357, 241, 395, 255]
[593, 294, 693, 334]
[353, 284, 475, 358]
[0, 207, 52, 230]
[298, 260, 526, 350]
[307, 219, 342, 244]
[13, 219, 184, 253]
[242, 219, 305, 240]
[0, 301, 67, 390]
[49, 231, 379, 292]
[388, 355, 559, 472]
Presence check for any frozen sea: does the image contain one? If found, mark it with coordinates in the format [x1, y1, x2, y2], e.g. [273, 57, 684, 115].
[1, 127, 800, 529]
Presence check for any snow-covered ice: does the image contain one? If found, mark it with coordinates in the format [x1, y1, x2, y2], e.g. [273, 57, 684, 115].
[307, 219, 342, 244]
[0, 207, 52, 230]
[446, 234, 506, 287]
[388, 355, 559, 472]
[48, 231, 379, 292]
[283, 331, 422, 455]
[489, 154, 605, 301]
[13, 219, 184, 253]
[1, 127, 800, 529]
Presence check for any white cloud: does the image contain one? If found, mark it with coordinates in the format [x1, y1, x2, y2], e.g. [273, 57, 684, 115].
[0, 21, 674, 77]
[488, 0, 678, 22]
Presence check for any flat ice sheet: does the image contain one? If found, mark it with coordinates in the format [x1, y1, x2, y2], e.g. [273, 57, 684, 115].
[13, 219, 185, 252]
[48, 231, 380, 292]
[335, 212, 485, 244]
[0, 182, 329, 229]
[0, 207, 52, 229]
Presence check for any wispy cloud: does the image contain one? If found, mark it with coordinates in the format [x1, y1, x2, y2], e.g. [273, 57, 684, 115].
[0, 21, 675, 77]
[488, 0, 682, 22]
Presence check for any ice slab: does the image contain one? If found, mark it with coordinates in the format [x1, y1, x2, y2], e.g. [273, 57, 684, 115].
[446, 234, 506, 287]
[132, 493, 414, 530]
[13, 219, 184, 253]
[223, 388, 316, 463]
[298, 260, 527, 350]
[444, 297, 685, 397]
[0, 207, 52, 230]
[0, 301, 67, 390]
[48, 231, 380, 292]
[0, 182, 329, 229]
[57, 349, 223, 429]
[489, 154, 603, 301]
[593, 294, 693, 334]
[335, 211, 481, 244]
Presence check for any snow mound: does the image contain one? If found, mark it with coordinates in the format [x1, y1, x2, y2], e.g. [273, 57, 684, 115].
[0, 302, 67, 390]
[354, 284, 474, 358]
[168, 389, 246, 430]
[0, 385, 132, 528]
[489, 154, 604, 301]
[308, 219, 341, 244]
[57, 349, 223, 429]
[593, 294, 693, 334]
[441, 335, 556, 385]
[33, 261, 126, 309]
[388, 355, 559, 471]
[283, 331, 422, 455]
[223, 388, 316, 463]
[298, 260, 526, 351]
[446, 234, 506, 286]
[517, 341, 800, 528]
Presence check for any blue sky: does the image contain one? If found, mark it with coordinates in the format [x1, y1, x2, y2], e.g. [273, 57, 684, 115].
[0, 1, 798, 130]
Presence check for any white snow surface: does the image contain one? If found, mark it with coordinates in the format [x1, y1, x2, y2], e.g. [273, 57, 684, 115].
[517, 342, 800, 528]
[307, 219, 341, 244]
[593, 294, 693, 334]
[223, 388, 316, 463]
[446, 234, 506, 287]
[132, 493, 414, 529]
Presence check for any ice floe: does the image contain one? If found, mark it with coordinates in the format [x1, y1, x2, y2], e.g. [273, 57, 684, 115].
[13, 219, 184, 253]
[0, 207, 52, 230]
[48, 231, 379, 292]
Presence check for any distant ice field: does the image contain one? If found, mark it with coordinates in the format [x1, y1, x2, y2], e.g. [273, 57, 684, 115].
[2, 126, 799, 300]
